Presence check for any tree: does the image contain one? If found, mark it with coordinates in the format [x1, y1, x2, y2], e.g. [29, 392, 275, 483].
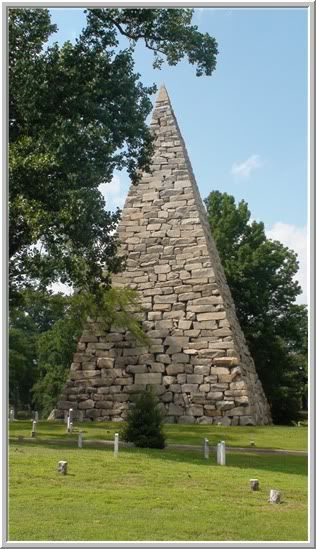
[9, 288, 147, 416]
[9, 290, 67, 411]
[205, 191, 308, 424]
[9, 8, 218, 306]
[121, 388, 166, 448]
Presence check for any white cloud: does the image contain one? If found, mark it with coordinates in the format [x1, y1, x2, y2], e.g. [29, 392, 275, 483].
[231, 154, 263, 178]
[266, 222, 308, 305]
[99, 175, 127, 210]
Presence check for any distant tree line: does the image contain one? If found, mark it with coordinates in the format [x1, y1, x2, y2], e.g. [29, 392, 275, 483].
[205, 191, 307, 424]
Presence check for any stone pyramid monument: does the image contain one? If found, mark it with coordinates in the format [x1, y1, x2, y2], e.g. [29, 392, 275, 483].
[56, 85, 271, 425]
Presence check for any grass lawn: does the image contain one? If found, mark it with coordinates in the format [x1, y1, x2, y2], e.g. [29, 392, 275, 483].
[9, 420, 308, 451]
[9, 442, 308, 541]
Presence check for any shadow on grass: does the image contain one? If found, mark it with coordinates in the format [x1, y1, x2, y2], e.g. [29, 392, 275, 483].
[10, 439, 308, 478]
[9, 421, 308, 452]
[9, 422, 117, 441]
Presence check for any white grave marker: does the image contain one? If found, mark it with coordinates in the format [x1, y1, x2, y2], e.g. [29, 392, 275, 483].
[57, 461, 68, 475]
[204, 438, 209, 459]
[114, 433, 119, 457]
[269, 489, 281, 504]
[78, 432, 83, 448]
[9, 409, 15, 422]
[250, 479, 259, 491]
[217, 441, 226, 465]
[34, 411, 39, 422]
[31, 420, 37, 438]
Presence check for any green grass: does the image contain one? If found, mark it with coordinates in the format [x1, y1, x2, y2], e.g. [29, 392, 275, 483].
[9, 442, 308, 541]
[9, 420, 308, 451]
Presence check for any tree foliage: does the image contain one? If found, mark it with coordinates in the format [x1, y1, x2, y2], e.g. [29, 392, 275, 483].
[9, 288, 147, 416]
[205, 191, 308, 424]
[121, 388, 166, 449]
[9, 8, 218, 305]
[9, 7, 218, 415]
[9, 291, 67, 411]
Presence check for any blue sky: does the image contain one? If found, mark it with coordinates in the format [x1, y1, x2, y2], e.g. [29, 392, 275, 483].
[48, 7, 308, 303]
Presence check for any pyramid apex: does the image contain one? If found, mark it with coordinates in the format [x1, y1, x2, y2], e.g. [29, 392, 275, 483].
[156, 83, 170, 103]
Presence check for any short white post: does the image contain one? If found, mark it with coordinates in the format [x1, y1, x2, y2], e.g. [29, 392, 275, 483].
[216, 443, 221, 464]
[114, 433, 119, 457]
[67, 408, 74, 432]
[9, 409, 15, 422]
[217, 441, 226, 465]
[78, 432, 83, 449]
[31, 420, 37, 438]
[220, 441, 226, 465]
[204, 438, 209, 459]
[34, 411, 39, 422]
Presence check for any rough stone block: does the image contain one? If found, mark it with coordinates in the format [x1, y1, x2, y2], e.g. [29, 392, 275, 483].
[182, 384, 198, 393]
[213, 357, 239, 367]
[177, 415, 195, 424]
[235, 395, 249, 406]
[78, 399, 95, 409]
[163, 375, 176, 385]
[168, 403, 184, 416]
[134, 373, 162, 385]
[186, 374, 203, 384]
[206, 392, 223, 401]
[228, 406, 251, 416]
[166, 364, 185, 375]
[199, 384, 210, 392]
[97, 357, 114, 369]
[115, 377, 133, 385]
[150, 363, 166, 373]
[216, 400, 235, 411]
[154, 264, 171, 274]
[194, 366, 210, 375]
[161, 392, 173, 403]
[211, 367, 230, 375]
[187, 405, 203, 417]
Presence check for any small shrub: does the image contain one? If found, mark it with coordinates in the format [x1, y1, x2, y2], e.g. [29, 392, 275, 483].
[121, 388, 165, 449]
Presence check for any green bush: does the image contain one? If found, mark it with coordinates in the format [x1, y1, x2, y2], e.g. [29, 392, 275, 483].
[121, 388, 165, 449]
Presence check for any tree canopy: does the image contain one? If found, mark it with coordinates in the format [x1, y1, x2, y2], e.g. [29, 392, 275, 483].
[9, 7, 219, 416]
[205, 191, 307, 423]
[9, 8, 218, 306]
